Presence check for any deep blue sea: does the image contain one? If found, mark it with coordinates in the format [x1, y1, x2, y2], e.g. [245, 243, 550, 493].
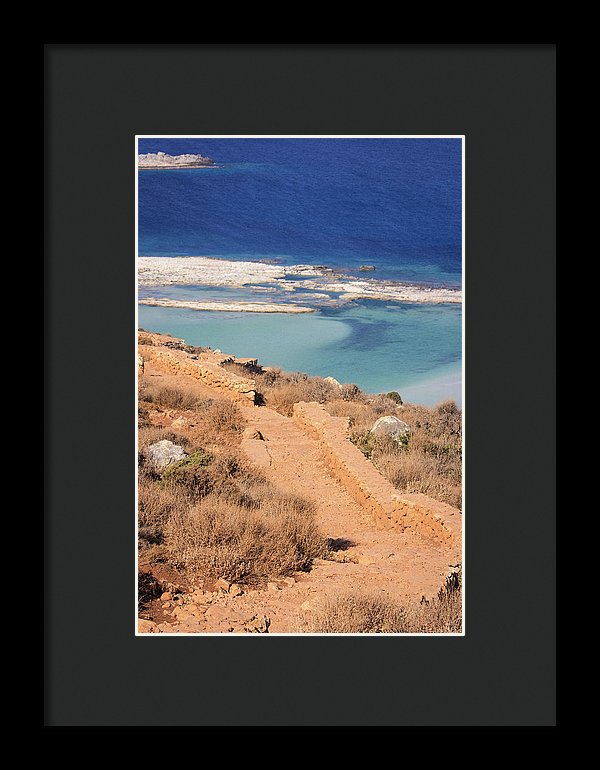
[138, 138, 462, 406]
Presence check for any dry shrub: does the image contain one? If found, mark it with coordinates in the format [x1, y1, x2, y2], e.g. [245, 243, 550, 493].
[339, 383, 364, 402]
[223, 363, 340, 416]
[138, 473, 192, 544]
[263, 379, 338, 417]
[138, 331, 155, 345]
[138, 405, 151, 428]
[303, 571, 462, 634]
[370, 393, 403, 413]
[408, 571, 463, 633]
[140, 383, 200, 410]
[306, 593, 406, 633]
[163, 492, 326, 583]
[140, 380, 245, 438]
[138, 571, 161, 609]
[326, 399, 377, 433]
[138, 425, 191, 453]
[161, 450, 314, 515]
[402, 401, 462, 441]
[373, 450, 462, 509]
[199, 399, 244, 436]
[139, 437, 325, 583]
[157, 450, 258, 504]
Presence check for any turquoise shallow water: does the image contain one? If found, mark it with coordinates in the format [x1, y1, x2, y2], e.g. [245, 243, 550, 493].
[138, 300, 462, 407]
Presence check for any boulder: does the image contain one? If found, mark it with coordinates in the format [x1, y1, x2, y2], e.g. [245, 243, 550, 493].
[138, 618, 157, 634]
[171, 416, 189, 428]
[146, 440, 188, 470]
[247, 615, 270, 633]
[215, 577, 231, 592]
[242, 427, 264, 440]
[370, 415, 410, 441]
[324, 376, 342, 389]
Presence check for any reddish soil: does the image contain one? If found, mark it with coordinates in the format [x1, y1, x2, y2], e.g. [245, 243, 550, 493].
[138, 358, 459, 634]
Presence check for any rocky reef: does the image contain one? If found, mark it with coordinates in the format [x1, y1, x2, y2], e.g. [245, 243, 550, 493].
[138, 256, 462, 305]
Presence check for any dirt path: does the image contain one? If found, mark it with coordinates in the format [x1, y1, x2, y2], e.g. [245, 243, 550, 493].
[139, 361, 456, 634]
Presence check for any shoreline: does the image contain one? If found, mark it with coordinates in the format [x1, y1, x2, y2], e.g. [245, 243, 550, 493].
[137, 303, 461, 407]
[139, 318, 462, 407]
[396, 367, 462, 409]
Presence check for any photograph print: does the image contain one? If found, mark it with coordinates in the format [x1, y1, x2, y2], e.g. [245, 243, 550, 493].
[136, 136, 463, 635]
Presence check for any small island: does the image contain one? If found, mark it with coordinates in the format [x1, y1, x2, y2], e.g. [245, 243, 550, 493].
[138, 151, 215, 169]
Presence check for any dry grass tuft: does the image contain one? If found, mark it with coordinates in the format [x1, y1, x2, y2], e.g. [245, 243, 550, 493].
[139, 381, 246, 447]
[141, 384, 200, 410]
[302, 571, 462, 633]
[325, 399, 377, 432]
[199, 399, 244, 436]
[138, 425, 192, 452]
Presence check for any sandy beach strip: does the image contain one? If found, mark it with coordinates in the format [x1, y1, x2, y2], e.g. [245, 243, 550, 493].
[138, 298, 315, 314]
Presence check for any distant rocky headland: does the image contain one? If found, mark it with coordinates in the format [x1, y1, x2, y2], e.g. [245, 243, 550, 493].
[138, 151, 215, 169]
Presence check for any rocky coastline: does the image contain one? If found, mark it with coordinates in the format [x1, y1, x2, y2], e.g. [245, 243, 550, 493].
[138, 151, 215, 169]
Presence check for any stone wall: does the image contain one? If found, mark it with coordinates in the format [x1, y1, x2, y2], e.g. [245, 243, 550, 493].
[139, 341, 256, 403]
[293, 401, 461, 556]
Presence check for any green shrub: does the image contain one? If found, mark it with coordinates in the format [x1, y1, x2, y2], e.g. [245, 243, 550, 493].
[161, 450, 215, 496]
[385, 391, 403, 404]
[351, 430, 378, 458]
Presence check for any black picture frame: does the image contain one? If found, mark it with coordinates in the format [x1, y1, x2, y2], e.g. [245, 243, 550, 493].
[45, 43, 556, 726]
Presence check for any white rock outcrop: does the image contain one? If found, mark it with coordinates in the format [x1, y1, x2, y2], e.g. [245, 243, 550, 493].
[370, 416, 410, 441]
[146, 440, 188, 470]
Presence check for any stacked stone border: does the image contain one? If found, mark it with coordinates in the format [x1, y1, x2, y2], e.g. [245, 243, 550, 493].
[138, 333, 256, 403]
[293, 401, 461, 557]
